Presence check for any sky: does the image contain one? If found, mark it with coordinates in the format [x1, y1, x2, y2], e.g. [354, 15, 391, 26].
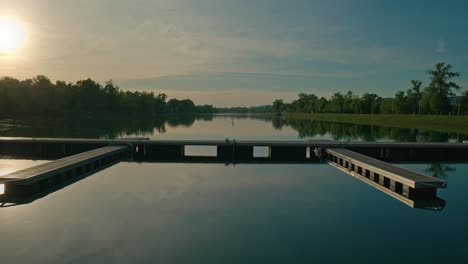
[0, 0, 467, 106]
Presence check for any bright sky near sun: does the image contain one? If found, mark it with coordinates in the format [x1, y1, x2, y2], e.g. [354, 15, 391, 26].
[0, 16, 26, 53]
[0, 0, 467, 106]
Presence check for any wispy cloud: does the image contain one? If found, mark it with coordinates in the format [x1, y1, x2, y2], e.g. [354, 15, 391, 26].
[2, 0, 468, 105]
[436, 38, 446, 53]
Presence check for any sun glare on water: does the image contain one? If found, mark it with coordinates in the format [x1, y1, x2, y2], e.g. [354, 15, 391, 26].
[0, 16, 26, 54]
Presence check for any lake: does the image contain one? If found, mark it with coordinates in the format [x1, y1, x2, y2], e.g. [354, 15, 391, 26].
[0, 115, 467, 263]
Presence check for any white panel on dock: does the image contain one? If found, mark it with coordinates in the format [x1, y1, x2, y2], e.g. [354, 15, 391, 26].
[184, 145, 217, 157]
[253, 146, 269, 158]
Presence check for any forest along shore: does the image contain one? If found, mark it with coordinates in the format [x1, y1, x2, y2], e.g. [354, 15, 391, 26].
[280, 113, 468, 134]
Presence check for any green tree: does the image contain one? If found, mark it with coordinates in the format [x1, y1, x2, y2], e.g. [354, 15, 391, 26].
[316, 97, 328, 113]
[427, 62, 460, 96]
[461, 90, 468, 114]
[420, 90, 432, 114]
[425, 62, 460, 114]
[329, 92, 344, 113]
[394, 91, 408, 114]
[343, 91, 358, 113]
[272, 99, 285, 113]
[360, 93, 381, 114]
[303, 94, 318, 113]
[407, 80, 422, 114]
[430, 93, 448, 114]
[154, 93, 167, 113]
[379, 98, 394, 114]
[0, 75, 214, 116]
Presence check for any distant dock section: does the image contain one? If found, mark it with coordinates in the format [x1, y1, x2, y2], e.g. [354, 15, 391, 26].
[1, 137, 468, 163]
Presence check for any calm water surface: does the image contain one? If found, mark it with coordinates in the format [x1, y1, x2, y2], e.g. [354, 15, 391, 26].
[0, 115, 467, 263]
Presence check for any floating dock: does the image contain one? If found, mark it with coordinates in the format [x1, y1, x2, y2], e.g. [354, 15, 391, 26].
[325, 148, 446, 209]
[0, 137, 464, 208]
[0, 146, 128, 199]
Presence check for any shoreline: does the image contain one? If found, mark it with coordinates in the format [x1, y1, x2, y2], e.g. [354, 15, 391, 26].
[281, 113, 468, 134]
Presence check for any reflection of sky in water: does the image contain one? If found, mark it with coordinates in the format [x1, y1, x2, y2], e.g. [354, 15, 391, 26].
[151, 117, 301, 140]
[0, 159, 50, 177]
[0, 160, 467, 263]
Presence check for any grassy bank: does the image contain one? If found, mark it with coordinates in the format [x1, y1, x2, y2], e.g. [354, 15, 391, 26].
[282, 113, 468, 134]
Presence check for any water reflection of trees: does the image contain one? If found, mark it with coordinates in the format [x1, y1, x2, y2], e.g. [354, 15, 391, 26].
[425, 163, 455, 181]
[161, 114, 215, 129]
[271, 117, 465, 142]
[0, 114, 465, 142]
[0, 115, 213, 139]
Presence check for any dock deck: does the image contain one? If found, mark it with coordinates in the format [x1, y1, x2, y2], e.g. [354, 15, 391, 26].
[0, 146, 128, 185]
[326, 148, 445, 188]
[325, 148, 446, 208]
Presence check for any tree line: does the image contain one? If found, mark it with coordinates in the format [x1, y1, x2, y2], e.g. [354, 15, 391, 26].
[215, 105, 271, 114]
[271, 117, 461, 142]
[0, 75, 216, 116]
[271, 62, 468, 115]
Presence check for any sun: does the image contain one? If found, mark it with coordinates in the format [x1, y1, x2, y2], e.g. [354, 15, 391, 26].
[0, 16, 26, 54]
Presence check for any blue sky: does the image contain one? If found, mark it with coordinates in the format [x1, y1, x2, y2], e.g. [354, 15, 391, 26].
[0, 0, 467, 106]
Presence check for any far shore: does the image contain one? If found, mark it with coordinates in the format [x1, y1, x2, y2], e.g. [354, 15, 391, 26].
[280, 113, 468, 134]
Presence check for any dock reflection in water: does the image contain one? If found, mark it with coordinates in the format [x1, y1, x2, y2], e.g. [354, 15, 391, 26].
[0, 156, 449, 210]
[328, 162, 446, 210]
